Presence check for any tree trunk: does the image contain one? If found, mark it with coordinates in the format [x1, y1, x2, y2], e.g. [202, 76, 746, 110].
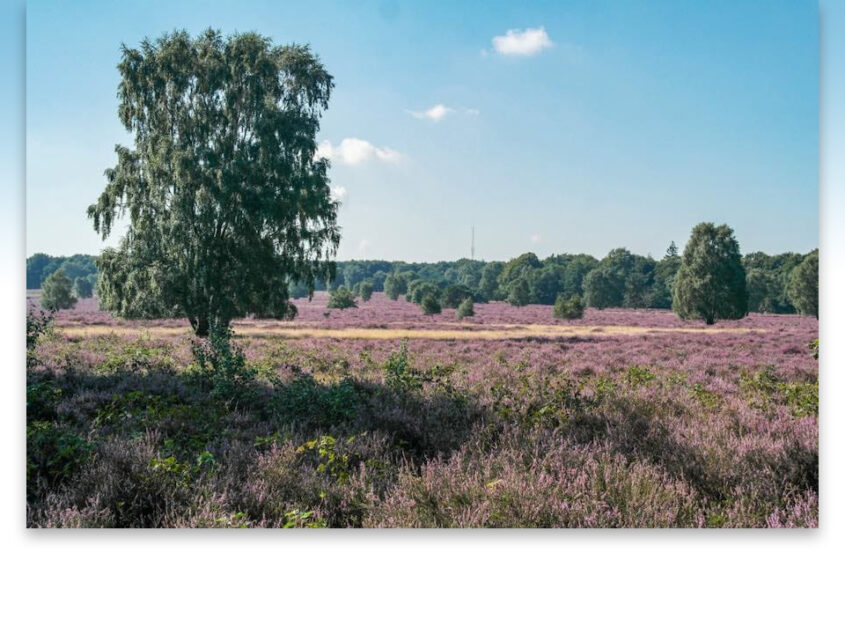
[189, 314, 211, 338]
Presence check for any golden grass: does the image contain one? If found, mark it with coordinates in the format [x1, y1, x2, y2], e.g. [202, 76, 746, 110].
[57, 322, 767, 341]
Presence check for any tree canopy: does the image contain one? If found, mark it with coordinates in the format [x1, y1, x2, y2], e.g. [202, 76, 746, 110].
[673, 223, 748, 324]
[41, 270, 77, 311]
[787, 250, 818, 318]
[87, 29, 340, 336]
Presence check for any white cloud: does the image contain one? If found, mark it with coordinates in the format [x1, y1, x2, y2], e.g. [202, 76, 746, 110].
[316, 138, 403, 166]
[407, 104, 454, 122]
[492, 26, 554, 56]
[407, 104, 479, 121]
[357, 239, 371, 254]
[530, 234, 542, 244]
[330, 185, 347, 203]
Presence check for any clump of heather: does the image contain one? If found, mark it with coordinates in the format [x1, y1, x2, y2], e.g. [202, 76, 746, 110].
[27, 302, 817, 528]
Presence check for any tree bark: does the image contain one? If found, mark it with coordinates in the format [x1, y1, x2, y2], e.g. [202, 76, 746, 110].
[189, 314, 210, 338]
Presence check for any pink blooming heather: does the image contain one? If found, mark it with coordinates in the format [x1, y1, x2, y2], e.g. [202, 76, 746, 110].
[27, 293, 818, 528]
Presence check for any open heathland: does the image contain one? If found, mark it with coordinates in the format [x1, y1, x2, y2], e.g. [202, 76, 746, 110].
[26, 292, 818, 527]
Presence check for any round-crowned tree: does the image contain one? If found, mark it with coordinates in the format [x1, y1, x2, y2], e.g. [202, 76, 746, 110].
[456, 297, 474, 319]
[87, 30, 340, 337]
[420, 293, 441, 315]
[383, 272, 407, 300]
[787, 250, 818, 318]
[41, 270, 77, 311]
[73, 276, 94, 299]
[553, 294, 583, 319]
[327, 286, 357, 309]
[356, 281, 374, 302]
[506, 278, 531, 307]
[672, 223, 747, 324]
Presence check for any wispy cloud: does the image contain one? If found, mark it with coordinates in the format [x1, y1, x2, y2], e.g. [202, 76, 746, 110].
[407, 103, 453, 122]
[492, 26, 554, 57]
[406, 104, 479, 122]
[530, 233, 542, 244]
[316, 138, 403, 166]
[357, 239, 371, 254]
[331, 185, 347, 203]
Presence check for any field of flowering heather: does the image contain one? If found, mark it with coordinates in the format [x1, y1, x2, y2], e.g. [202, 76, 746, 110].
[26, 292, 818, 527]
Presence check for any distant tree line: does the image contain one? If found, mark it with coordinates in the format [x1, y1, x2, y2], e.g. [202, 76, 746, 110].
[297, 241, 815, 316]
[27, 237, 818, 318]
[27, 253, 98, 297]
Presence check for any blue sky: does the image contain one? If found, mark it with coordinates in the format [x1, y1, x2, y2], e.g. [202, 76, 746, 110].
[26, 0, 818, 261]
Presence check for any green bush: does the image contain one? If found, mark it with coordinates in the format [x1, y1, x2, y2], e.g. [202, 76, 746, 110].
[41, 270, 77, 311]
[73, 276, 94, 299]
[327, 286, 358, 309]
[356, 281, 374, 302]
[456, 297, 474, 319]
[553, 294, 584, 319]
[191, 326, 256, 406]
[421, 293, 441, 315]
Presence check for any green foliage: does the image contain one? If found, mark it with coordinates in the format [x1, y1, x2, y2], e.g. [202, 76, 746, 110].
[441, 284, 473, 309]
[506, 278, 531, 307]
[26, 308, 54, 367]
[787, 251, 818, 318]
[327, 286, 358, 309]
[456, 297, 474, 319]
[478, 261, 504, 301]
[499, 252, 541, 289]
[191, 326, 256, 405]
[383, 272, 408, 300]
[583, 268, 619, 309]
[420, 293, 442, 315]
[73, 276, 94, 298]
[297, 435, 353, 484]
[27, 253, 97, 290]
[673, 223, 748, 324]
[553, 294, 584, 319]
[746, 268, 780, 313]
[96, 335, 175, 375]
[384, 340, 422, 391]
[810, 338, 819, 360]
[41, 270, 77, 311]
[87, 29, 340, 337]
[625, 365, 656, 387]
[27, 420, 91, 493]
[356, 281, 374, 302]
[408, 280, 441, 305]
[282, 509, 327, 529]
[272, 373, 362, 424]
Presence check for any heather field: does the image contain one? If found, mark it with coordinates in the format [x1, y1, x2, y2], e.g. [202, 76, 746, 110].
[26, 292, 818, 528]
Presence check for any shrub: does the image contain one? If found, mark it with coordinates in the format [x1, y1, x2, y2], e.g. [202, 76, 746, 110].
[41, 270, 77, 311]
[553, 294, 583, 319]
[384, 272, 407, 300]
[26, 308, 54, 357]
[327, 286, 358, 309]
[191, 326, 256, 406]
[442, 284, 473, 309]
[357, 281, 374, 302]
[421, 293, 441, 315]
[408, 280, 440, 305]
[73, 276, 94, 299]
[456, 297, 474, 319]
